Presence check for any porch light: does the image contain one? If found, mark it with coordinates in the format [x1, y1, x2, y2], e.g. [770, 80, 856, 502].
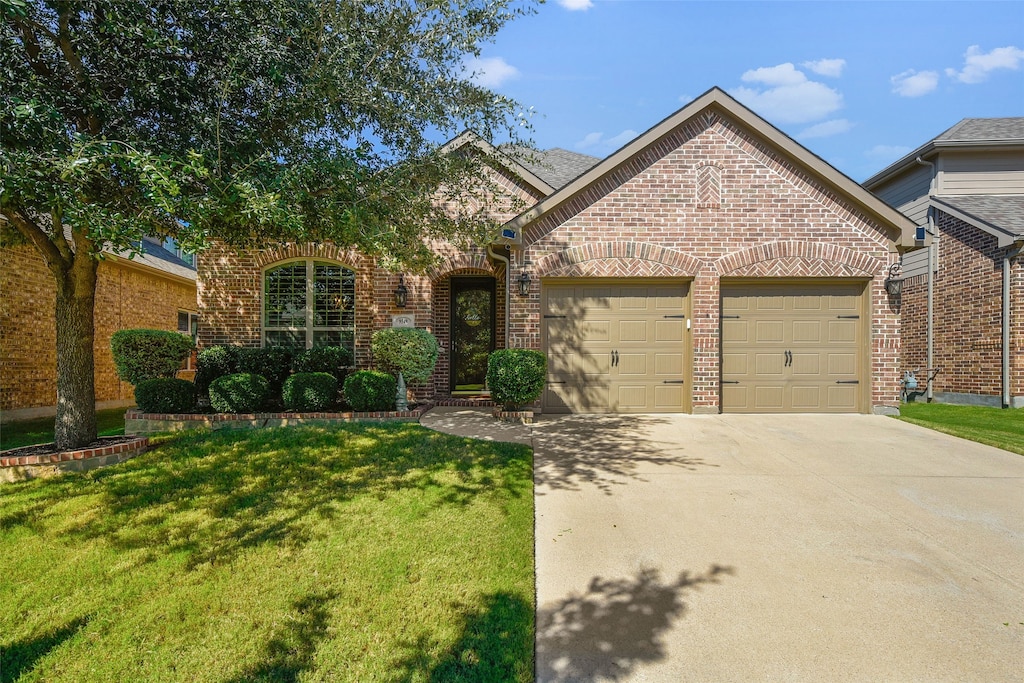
[884, 263, 904, 297]
[517, 270, 532, 297]
[394, 275, 409, 308]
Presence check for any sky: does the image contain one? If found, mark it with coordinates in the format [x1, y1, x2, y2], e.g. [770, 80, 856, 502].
[464, 0, 1024, 182]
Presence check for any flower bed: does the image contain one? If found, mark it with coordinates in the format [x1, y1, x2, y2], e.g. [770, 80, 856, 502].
[125, 405, 430, 435]
[1, 436, 150, 483]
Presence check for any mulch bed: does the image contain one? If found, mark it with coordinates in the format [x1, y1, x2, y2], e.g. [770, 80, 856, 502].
[1, 435, 140, 460]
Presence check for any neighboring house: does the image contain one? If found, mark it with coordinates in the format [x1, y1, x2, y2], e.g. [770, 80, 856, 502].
[865, 118, 1024, 408]
[198, 88, 920, 415]
[0, 236, 198, 421]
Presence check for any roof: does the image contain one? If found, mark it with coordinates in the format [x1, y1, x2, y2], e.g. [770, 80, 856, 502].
[107, 237, 197, 282]
[505, 87, 918, 247]
[504, 147, 601, 189]
[930, 195, 1024, 248]
[440, 132, 555, 197]
[864, 117, 1024, 189]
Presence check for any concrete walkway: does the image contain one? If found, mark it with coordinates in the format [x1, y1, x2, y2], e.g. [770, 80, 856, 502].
[421, 408, 1024, 682]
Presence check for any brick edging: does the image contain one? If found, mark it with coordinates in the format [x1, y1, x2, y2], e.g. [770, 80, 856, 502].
[124, 407, 430, 422]
[1, 437, 150, 468]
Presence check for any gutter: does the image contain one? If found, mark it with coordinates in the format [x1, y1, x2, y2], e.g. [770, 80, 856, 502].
[1003, 242, 1022, 408]
[915, 157, 936, 401]
[487, 243, 511, 348]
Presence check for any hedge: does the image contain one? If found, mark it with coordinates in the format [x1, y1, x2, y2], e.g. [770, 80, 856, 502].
[282, 372, 338, 412]
[209, 373, 270, 413]
[486, 349, 547, 410]
[134, 378, 196, 414]
[110, 329, 193, 385]
[343, 370, 397, 412]
[371, 328, 439, 384]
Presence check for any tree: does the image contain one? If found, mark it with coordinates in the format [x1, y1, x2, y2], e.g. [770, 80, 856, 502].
[1, 0, 535, 449]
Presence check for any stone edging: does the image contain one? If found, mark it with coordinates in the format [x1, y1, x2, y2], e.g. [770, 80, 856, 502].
[1, 437, 150, 483]
[125, 405, 431, 434]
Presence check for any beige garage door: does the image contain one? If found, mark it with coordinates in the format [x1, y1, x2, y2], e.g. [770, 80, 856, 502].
[542, 280, 691, 413]
[721, 283, 867, 413]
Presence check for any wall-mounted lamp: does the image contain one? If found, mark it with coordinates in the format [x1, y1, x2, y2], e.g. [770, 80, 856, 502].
[394, 275, 408, 308]
[884, 263, 904, 297]
[517, 270, 532, 297]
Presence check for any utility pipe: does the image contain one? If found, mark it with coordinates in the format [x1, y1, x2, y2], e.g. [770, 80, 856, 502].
[487, 243, 511, 348]
[915, 156, 936, 401]
[1003, 245, 1021, 408]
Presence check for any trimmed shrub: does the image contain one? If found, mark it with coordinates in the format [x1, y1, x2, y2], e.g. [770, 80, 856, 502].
[195, 345, 240, 395]
[209, 373, 270, 413]
[110, 329, 194, 385]
[283, 372, 339, 412]
[237, 347, 292, 393]
[486, 349, 547, 410]
[134, 378, 196, 414]
[343, 370, 397, 412]
[291, 346, 352, 383]
[371, 328, 439, 384]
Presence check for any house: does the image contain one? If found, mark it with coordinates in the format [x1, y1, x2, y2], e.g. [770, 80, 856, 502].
[0, 236, 198, 421]
[864, 118, 1024, 408]
[198, 88, 920, 415]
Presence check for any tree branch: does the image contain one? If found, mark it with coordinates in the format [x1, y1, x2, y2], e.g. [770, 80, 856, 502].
[54, 1, 101, 134]
[2, 208, 72, 276]
[10, 17, 57, 81]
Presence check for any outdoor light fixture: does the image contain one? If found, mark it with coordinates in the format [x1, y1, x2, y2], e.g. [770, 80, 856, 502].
[517, 270, 531, 297]
[394, 275, 408, 308]
[884, 263, 904, 297]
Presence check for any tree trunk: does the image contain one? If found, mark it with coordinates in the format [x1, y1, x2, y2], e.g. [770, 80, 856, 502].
[53, 251, 99, 450]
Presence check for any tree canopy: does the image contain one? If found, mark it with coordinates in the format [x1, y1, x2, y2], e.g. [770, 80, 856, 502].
[0, 0, 536, 448]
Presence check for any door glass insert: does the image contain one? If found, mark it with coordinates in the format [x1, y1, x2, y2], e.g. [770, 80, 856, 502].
[451, 278, 495, 392]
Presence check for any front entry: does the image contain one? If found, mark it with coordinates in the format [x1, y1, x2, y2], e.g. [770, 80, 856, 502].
[450, 277, 496, 393]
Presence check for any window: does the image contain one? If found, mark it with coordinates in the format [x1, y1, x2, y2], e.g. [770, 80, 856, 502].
[263, 260, 355, 354]
[163, 237, 195, 267]
[177, 311, 199, 370]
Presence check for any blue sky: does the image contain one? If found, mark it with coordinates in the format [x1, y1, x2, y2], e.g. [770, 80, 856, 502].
[466, 0, 1024, 181]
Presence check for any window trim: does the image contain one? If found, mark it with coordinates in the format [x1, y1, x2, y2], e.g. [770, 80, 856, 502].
[261, 258, 356, 351]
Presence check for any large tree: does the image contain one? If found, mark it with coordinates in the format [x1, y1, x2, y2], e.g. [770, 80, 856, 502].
[1, 0, 534, 449]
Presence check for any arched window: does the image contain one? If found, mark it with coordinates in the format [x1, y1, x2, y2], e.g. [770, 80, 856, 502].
[263, 260, 355, 353]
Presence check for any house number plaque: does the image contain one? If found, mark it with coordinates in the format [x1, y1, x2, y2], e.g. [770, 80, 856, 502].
[391, 314, 415, 328]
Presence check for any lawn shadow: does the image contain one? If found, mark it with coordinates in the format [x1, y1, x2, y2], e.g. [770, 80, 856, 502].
[223, 591, 336, 683]
[388, 591, 534, 683]
[532, 414, 719, 495]
[0, 616, 89, 683]
[536, 565, 734, 682]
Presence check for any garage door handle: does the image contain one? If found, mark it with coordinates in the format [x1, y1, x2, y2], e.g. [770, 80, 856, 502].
[722, 380, 740, 384]
[547, 380, 566, 385]
[662, 380, 685, 384]
[836, 380, 860, 384]
[837, 315, 860, 319]
[544, 314, 566, 319]
[663, 315, 686, 319]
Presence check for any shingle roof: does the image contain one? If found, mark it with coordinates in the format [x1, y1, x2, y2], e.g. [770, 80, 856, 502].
[110, 237, 197, 281]
[934, 118, 1024, 143]
[504, 146, 601, 189]
[933, 195, 1024, 238]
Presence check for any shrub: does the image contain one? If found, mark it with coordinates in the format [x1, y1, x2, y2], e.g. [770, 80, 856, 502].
[283, 372, 339, 412]
[209, 373, 270, 413]
[343, 370, 397, 412]
[134, 378, 196, 414]
[291, 346, 352, 383]
[110, 329, 194, 385]
[371, 328, 439, 384]
[237, 347, 292, 393]
[195, 345, 240, 395]
[486, 349, 547, 410]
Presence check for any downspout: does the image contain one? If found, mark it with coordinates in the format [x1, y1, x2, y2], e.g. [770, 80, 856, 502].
[487, 243, 511, 348]
[915, 156, 936, 401]
[1003, 244, 1022, 408]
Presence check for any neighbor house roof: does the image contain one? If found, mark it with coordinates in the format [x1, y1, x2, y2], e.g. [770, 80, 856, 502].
[864, 117, 1024, 189]
[505, 86, 918, 247]
[930, 195, 1024, 248]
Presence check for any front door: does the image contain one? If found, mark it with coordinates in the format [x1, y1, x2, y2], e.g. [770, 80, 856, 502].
[450, 277, 496, 393]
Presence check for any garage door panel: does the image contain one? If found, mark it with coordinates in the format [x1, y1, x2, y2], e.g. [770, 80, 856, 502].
[792, 320, 822, 343]
[654, 385, 686, 409]
[582, 288, 612, 309]
[722, 384, 749, 410]
[791, 385, 822, 409]
[755, 353, 785, 376]
[654, 289, 687, 309]
[828, 320, 857, 343]
[754, 385, 785, 409]
[791, 353, 820, 375]
[617, 353, 647, 376]
[827, 353, 857, 376]
[827, 385, 858, 409]
[655, 353, 684, 376]
[755, 320, 784, 343]
[722, 320, 749, 343]
[721, 353, 748, 375]
[655, 320, 684, 342]
[619, 320, 648, 342]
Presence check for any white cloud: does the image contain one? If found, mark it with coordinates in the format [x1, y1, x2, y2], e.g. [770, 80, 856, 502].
[463, 57, 519, 88]
[865, 144, 912, 162]
[741, 63, 808, 87]
[557, 0, 593, 10]
[575, 129, 638, 152]
[678, 94, 695, 104]
[797, 118, 853, 140]
[731, 62, 843, 124]
[802, 58, 846, 78]
[890, 69, 938, 97]
[945, 45, 1024, 84]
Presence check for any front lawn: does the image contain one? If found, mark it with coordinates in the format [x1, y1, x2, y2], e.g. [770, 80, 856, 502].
[897, 402, 1024, 455]
[0, 424, 534, 682]
[0, 408, 127, 451]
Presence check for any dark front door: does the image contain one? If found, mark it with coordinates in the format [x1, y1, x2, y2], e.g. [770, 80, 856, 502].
[450, 277, 496, 392]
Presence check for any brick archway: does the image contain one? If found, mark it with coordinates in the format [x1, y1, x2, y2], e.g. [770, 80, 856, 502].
[534, 242, 703, 278]
[717, 241, 883, 277]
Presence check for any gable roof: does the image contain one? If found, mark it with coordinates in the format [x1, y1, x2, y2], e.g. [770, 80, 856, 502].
[441, 131, 556, 197]
[930, 195, 1024, 248]
[505, 87, 918, 246]
[106, 236, 197, 283]
[864, 117, 1024, 189]
[503, 147, 601, 189]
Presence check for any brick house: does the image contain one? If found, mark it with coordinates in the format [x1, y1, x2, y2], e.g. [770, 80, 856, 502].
[0, 237, 197, 421]
[865, 118, 1024, 408]
[198, 88, 920, 415]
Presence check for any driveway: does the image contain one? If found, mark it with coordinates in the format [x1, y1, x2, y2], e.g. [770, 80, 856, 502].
[531, 413, 1024, 682]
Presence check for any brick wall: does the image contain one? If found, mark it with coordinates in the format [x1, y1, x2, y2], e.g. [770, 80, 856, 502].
[512, 110, 900, 413]
[900, 211, 1023, 403]
[1, 245, 197, 415]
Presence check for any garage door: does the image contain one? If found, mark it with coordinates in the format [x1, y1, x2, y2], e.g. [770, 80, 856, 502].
[721, 283, 866, 413]
[542, 280, 691, 413]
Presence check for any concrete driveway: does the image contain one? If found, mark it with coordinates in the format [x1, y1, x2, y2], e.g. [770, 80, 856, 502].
[531, 413, 1024, 682]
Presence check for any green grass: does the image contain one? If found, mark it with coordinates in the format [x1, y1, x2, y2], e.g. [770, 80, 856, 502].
[0, 408, 127, 451]
[897, 402, 1024, 455]
[0, 424, 534, 682]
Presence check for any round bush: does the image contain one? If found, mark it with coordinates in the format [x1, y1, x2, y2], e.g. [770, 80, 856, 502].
[209, 373, 270, 413]
[134, 378, 197, 414]
[237, 347, 292, 394]
[343, 370, 397, 412]
[283, 372, 338, 412]
[291, 346, 352, 383]
[110, 329, 194, 385]
[486, 349, 547, 410]
[195, 345, 240, 395]
[371, 328, 439, 384]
